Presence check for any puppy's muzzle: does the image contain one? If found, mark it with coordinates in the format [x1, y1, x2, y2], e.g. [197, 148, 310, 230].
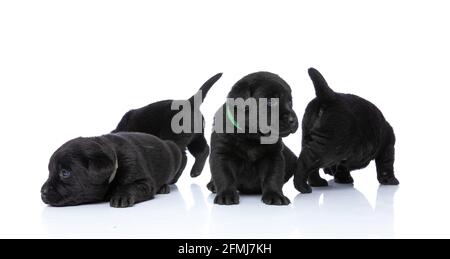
[282, 113, 298, 134]
[41, 182, 62, 205]
[288, 114, 299, 132]
[278, 116, 298, 137]
[41, 183, 52, 204]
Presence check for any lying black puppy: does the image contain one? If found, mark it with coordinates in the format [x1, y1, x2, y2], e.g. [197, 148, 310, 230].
[112, 73, 222, 183]
[294, 68, 399, 194]
[208, 72, 299, 205]
[41, 132, 185, 207]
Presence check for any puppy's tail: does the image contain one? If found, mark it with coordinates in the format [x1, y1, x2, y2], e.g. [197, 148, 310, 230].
[308, 68, 336, 102]
[188, 73, 223, 106]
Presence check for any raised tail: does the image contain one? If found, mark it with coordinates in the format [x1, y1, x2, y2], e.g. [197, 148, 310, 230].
[188, 73, 223, 104]
[308, 68, 336, 102]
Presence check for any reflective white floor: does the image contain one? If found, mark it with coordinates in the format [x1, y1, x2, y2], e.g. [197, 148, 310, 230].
[1, 158, 450, 238]
[38, 181, 398, 239]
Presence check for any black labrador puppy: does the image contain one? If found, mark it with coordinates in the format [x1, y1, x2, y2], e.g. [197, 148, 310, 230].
[294, 68, 399, 194]
[208, 72, 299, 205]
[112, 73, 222, 183]
[41, 132, 185, 207]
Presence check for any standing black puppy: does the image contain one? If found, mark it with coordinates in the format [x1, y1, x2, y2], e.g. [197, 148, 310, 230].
[41, 132, 185, 208]
[294, 68, 399, 194]
[113, 73, 222, 182]
[208, 72, 299, 205]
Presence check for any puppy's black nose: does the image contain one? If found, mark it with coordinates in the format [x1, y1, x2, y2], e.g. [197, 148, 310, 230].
[41, 184, 53, 204]
[41, 184, 53, 195]
[288, 116, 296, 125]
[41, 186, 48, 195]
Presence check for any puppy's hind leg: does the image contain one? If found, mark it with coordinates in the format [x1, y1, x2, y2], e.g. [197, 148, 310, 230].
[308, 170, 328, 187]
[334, 165, 354, 184]
[157, 184, 171, 194]
[376, 126, 398, 185]
[376, 144, 399, 185]
[323, 166, 336, 176]
[187, 134, 210, 177]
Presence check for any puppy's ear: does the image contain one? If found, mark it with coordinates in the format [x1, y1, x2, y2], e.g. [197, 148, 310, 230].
[308, 67, 336, 102]
[84, 139, 117, 184]
[227, 81, 252, 99]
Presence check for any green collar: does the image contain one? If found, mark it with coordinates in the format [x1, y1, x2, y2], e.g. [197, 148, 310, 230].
[226, 105, 243, 130]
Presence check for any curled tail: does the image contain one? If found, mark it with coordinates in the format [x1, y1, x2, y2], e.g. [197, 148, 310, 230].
[308, 68, 336, 102]
[188, 73, 223, 105]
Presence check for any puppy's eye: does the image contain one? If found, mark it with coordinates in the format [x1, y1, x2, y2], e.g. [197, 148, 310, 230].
[267, 99, 278, 107]
[59, 169, 71, 179]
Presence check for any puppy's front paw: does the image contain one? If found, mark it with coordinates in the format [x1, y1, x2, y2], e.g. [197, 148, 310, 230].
[110, 194, 136, 208]
[294, 178, 312, 194]
[157, 184, 170, 194]
[378, 175, 399, 185]
[214, 190, 239, 205]
[262, 192, 290, 205]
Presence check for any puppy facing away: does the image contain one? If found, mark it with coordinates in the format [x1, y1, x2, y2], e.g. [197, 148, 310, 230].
[208, 72, 299, 205]
[294, 68, 399, 194]
[112, 73, 222, 183]
[41, 132, 185, 208]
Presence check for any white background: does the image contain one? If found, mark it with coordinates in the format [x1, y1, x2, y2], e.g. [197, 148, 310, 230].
[1, 0, 449, 238]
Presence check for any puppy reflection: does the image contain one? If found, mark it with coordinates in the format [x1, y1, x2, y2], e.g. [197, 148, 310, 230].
[294, 182, 398, 238]
[41, 132, 186, 208]
[206, 193, 295, 238]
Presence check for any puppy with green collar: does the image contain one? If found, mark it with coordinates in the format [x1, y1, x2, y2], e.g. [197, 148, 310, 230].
[207, 72, 299, 205]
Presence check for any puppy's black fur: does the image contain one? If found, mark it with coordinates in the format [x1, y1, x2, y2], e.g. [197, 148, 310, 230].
[208, 72, 299, 205]
[294, 68, 399, 194]
[41, 132, 185, 207]
[112, 73, 222, 182]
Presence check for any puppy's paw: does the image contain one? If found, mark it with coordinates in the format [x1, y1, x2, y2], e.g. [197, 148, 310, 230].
[207, 181, 216, 193]
[157, 184, 170, 194]
[190, 169, 202, 178]
[378, 175, 399, 185]
[334, 175, 354, 184]
[323, 167, 335, 176]
[308, 177, 329, 187]
[110, 194, 136, 208]
[294, 178, 312, 194]
[214, 190, 239, 205]
[190, 146, 209, 177]
[190, 163, 203, 178]
[262, 192, 290, 206]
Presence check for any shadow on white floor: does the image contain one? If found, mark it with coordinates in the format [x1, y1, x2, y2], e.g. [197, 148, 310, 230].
[41, 181, 398, 238]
